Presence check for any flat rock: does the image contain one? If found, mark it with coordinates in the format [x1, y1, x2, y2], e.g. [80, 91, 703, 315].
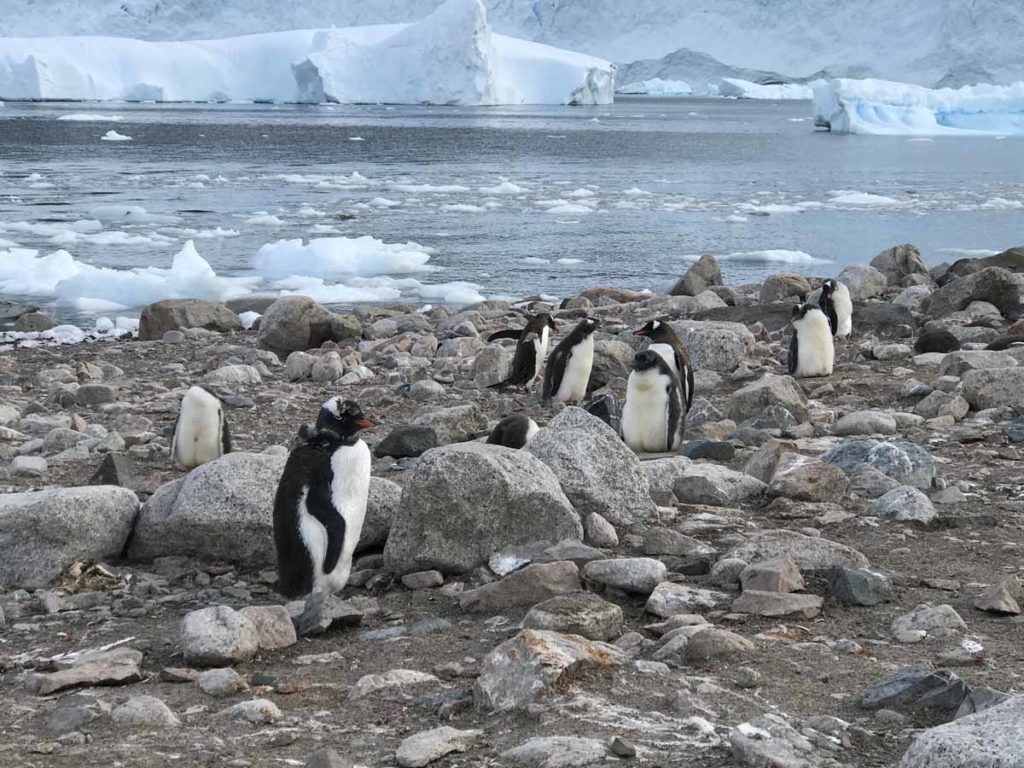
[139, 299, 242, 341]
[821, 439, 935, 490]
[645, 582, 731, 617]
[867, 486, 937, 524]
[521, 593, 624, 641]
[384, 444, 581, 575]
[501, 736, 607, 767]
[459, 561, 581, 613]
[833, 411, 897, 436]
[672, 463, 766, 507]
[731, 590, 823, 618]
[725, 529, 869, 571]
[685, 627, 756, 663]
[739, 557, 804, 593]
[891, 604, 967, 643]
[766, 453, 849, 502]
[396, 726, 482, 768]
[27, 647, 143, 695]
[238, 606, 297, 650]
[216, 699, 283, 724]
[350, 669, 438, 699]
[861, 662, 969, 714]
[729, 374, 809, 424]
[111, 695, 181, 728]
[581, 557, 667, 595]
[475, 629, 629, 711]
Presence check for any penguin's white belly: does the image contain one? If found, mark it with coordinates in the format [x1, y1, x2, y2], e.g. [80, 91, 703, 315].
[555, 336, 594, 403]
[794, 315, 835, 377]
[173, 390, 223, 469]
[648, 343, 679, 376]
[622, 370, 671, 453]
[834, 287, 853, 338]
[524, 419, 540, 443]
[325, 440, 371, 592]
[531, 326, 550, 384]
[297, 490, 329, 593]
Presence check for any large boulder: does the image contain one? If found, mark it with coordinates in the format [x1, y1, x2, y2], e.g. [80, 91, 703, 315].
[138, 299, 243, 341]
[526, 407, 656, 526]
[838, 264, 888, 300]
[256, 295, 336, 357]
[729, 374, 809, 423]
[725, 530, 869, 571]
[360, 477, 401, 551]
[410, 404, 487, 445]
[672, 463, 766, 506]
[671, 321, 755, 373]
[129, 453, 286, 567]
[923, 267, 1024, 321]
[962, 368, 1024, 412]
[0, 486, 139, 589]
[822, 439, 935, 490]
[943, 246, 1024, 283]
[899, 695, 1024, 768]
[384, 444, 581, 575]
[669, 254, 722, 296]
[759, 273, 811, 303]
[870, 244, 929, 286]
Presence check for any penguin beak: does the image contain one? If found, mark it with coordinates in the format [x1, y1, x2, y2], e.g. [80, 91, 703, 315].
[355, 418, 374, 429]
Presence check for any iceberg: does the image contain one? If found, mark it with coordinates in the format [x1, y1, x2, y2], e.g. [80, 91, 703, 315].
[718, 78, 817, 100]
[616, 78, 693, 96]
[0, 0, 612, 106]
[813, 78, 1024, 135]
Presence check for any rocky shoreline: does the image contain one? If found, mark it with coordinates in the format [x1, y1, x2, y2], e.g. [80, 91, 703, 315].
[1, 243, 1024, 768]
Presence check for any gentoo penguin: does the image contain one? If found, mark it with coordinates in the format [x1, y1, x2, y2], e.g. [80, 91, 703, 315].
[633, 319, 695, 410]
[543, 317, 599, 405]
[487, 414, 539, 449]
[914, 328, 960, 354]
[818, 278, 853, 338]
[621, 350, 686, 453]
[273, 397, 373, 599]
[788, 303, 835, 378]
[171, 385, 231, 469]
[488, 312, 559, 390]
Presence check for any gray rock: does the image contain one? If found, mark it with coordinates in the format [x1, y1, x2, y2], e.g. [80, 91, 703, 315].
[923, 267, 1024, 320]
[725, 529, 869, 571]
[739, 557, 803, 593]
[589, 339, 633, 389]
[760, 272, 811, 303]
[180, 605, 259, 667]
[962, 367, 1024, 412]
[645, 582, 731, 616]
[640, 456, 693, 500]
[76, 383, 119, 406]
[472, 345, 510, 387]
[384, 444, 581, 575]
[411, 404, 487, 445]
[408, 379, 446, 401]
[285, 351, 315, 381]
[867, 486, 937, 524]
[111, 695, 181, 728]
[672, 463, 766, 507]
[311, 352, 346, 382]
[955, 688, 1012, 720]
[729, 374, 809, 424]
[731, 590, 823, 618]
[304, 749, 354, 768]
[475, 629, 628, 711]
[874, 343, 914, 361]
[833, 411, 897, 436]
[459, 561, 581, 613]
[350, 669, 438, 699]
[396, 727, 482, 768]
[27, 647, 143, 695]
[522, 593, 623, 641]
[130, 453, 285, 567]
[297, 593, 367, 636]
[14, 311, 56, 332]
[138, 299, 242, 341]
[0, 486, 138, 589]
[502, 736, 607, 768]
[900, 696, 1024, 768]
[893, 285, 933, 312]
[582, 557, 667, 595]
[839, 264, 888, 300]
[766, 453, 849, 502]
[582, 512, 618, 547]
[974, 575, 1021, 615]
[216, 699, 283, 724]
[710, 557, 748, 588]
[401, 570, 444, 589]
[197, 667, 247, 697]
[679, 439, 735, 461]
[11, 455, 47, 477]
[670, 254, 722, 296]
[871, 244, 930, 285]
[642, 526, 710, 557]
[829, 566, 893, 606]
[730, 713, 818, 768]
[914, 390, 954, 419]
[939, 350, 1018, 376]
[202, 364, 262, 387]
[672, 320, 756, 373]
[861, 662, 969, 713]
[685, 627, 755, 663]
[375, 425, 439, 459]
[257, 295, 335, 357]
[238, 605, 297, 650]
[821, 439, 935, 490]
[526, 407, 656, 526]
[891, 604, 967, 643]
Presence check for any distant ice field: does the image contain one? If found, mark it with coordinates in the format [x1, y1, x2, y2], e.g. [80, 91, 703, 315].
[0, 97, 1021, 323]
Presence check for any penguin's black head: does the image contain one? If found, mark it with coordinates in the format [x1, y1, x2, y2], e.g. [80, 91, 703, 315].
[316, 397, 374, 438]
[541, 313, 559, 332]
[633, 349, 663, 372]
[790, 303, 815, 325]
[634, 319, 669, 341]
[820, 279, 836, 298]
[579, 317, 600, 334]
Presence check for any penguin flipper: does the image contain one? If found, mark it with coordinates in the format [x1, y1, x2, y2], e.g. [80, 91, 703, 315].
[667, 378, 684, 451]
[542, 346, 567, 402]
[488, 329, 522, 342]
[307, 461, 346, 575]
[788, 332, 799, 375]
[507, 342, 537, 387]
[220, 414, 232, 454]
[684, 363, 695, 412]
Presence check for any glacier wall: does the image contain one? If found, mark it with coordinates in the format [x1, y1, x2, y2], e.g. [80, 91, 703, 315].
[813, 78, 1024, 136]
[0, 0, 612, 106]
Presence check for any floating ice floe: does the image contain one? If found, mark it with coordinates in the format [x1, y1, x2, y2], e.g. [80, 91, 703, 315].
[681, 249, 830, 265]
[827, 190, 902, 206]
[479, 181, 526, 195]
[616, 78, 693, 96]
[57, 113, 124, 121]
[813, 78, 1024, 135]
[100, 130, 132, 141]
[0, 0, 612, 106]
[719, 78, 818, 100]
[253, 236, 435, 278]
[0, 317, 138, 350]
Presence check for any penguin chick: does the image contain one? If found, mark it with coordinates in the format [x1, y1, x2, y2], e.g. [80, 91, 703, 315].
[486, 414, 539, 449]
[171, 385, 231, 470]
[621, 349, 686, 454]
[788, 304, 835, 378]
[273, 397, 374, 599]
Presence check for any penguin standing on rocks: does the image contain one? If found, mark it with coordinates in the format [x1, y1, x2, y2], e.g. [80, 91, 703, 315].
[543, 317, 600, 405]
[171, 385, 231, 470]
[621, 350, 686, 453]
[818, 278, 853, 338]
[273, 397, 374, 599]
[788, 303, 835, 378]
[487, 312, 558, 391]
[633, 319, 695, 410]
[486, 414, 539, 449]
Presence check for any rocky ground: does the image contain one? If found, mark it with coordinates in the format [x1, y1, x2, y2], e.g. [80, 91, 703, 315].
[1, 244, 1024, 768]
